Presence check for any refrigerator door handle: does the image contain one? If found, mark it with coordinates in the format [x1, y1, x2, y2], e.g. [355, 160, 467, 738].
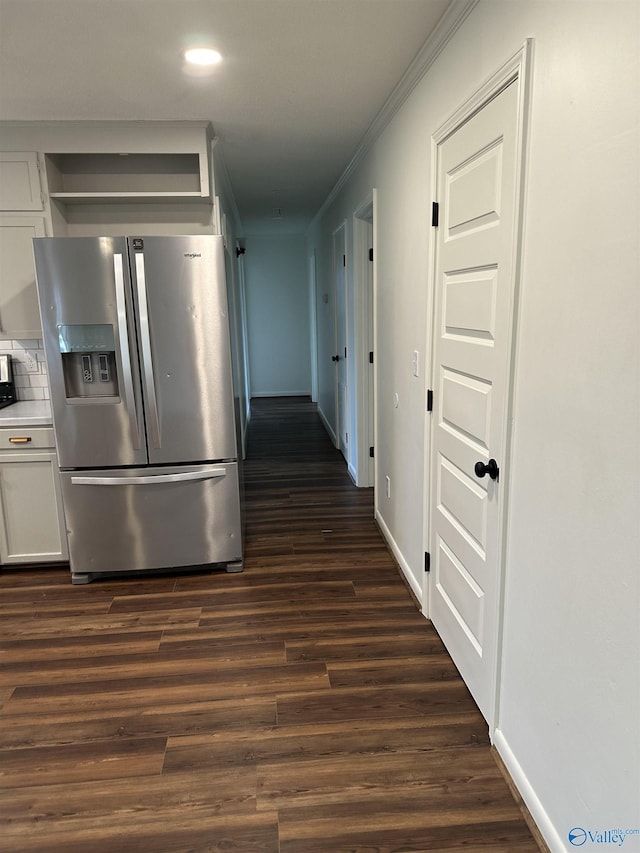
[71, 468, 228, 487]
[113, 253, 141, 450]
[134, 251, 161, 448]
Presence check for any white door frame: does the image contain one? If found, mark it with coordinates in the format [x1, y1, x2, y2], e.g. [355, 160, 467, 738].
[333, 221, 348, 457]
[309, 250, 319, 403]
[353, 192, 376, 487]
[423, 41, 533, 732]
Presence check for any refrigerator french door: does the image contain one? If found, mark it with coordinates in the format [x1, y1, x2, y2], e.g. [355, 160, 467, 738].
[33, 235, 243, 584]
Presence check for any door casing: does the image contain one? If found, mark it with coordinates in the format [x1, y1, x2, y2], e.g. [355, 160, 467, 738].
[353, 192, 376, 487]
[333, 222, 348, 459]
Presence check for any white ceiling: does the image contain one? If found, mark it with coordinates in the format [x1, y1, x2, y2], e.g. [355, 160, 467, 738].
[0, 0, 451, 234]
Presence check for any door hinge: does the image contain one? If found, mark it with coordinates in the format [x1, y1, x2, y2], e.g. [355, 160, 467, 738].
[344, 347, 347, 359]
[343, 254, 346, 267]
[425, 551, 431, 573]
[427, 389, 433, 412]
[369, 446, 374, 458]
[432, 202, 439, 227]
[369, 351, 374, 364]
[368, 247, 374, 262]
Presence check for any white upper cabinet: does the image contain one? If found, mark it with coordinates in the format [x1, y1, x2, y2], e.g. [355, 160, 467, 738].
[0, 121, 217, 240]
[0, 215, 46, 339]
[45, 151, 207, 204]
[40, 121, 213, 206]
[0, 151, 46, 338]
[0, 152, 43, 210]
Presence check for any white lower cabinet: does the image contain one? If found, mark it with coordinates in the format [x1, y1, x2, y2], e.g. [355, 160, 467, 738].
[0, 427, 68, 564]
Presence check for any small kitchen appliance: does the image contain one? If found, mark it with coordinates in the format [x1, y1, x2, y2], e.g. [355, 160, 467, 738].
[0, 354, 17, 409]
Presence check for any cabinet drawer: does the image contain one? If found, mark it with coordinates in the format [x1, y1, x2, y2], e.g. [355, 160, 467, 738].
[0, 427, 55, 450]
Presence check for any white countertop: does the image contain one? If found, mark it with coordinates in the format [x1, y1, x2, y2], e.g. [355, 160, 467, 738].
[0, 400, 53, 427]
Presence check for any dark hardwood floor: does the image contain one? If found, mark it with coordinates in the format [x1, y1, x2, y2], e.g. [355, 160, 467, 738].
[0, 397, 540, 852]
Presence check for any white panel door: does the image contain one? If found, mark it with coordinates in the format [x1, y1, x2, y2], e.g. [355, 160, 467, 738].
[366, 222, 374, 484]
[334, 224, 348, 459]
[429, 80, 520, 723]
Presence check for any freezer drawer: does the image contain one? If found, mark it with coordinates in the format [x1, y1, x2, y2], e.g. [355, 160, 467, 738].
[60, 462, 242, 583]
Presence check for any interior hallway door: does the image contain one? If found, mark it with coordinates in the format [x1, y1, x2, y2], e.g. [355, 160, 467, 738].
[334, 223, 348, 460]
[428, 78, 522, 724]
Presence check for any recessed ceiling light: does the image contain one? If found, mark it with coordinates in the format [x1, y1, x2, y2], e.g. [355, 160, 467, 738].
[184, 48, 222, 66]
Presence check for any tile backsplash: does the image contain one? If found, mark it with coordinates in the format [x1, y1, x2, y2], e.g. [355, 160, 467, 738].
[0, 339, 50, 400]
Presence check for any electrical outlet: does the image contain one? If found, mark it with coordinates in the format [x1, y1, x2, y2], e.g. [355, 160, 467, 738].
[24, 351, 39, 373]
[385, 475, 391, 498]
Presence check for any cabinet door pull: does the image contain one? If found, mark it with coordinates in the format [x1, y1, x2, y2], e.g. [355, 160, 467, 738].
[9, 436, 32, 444]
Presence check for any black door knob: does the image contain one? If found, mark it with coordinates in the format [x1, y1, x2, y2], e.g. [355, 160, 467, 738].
[332, 354, 340, 362]
[474, 458, 499, 481]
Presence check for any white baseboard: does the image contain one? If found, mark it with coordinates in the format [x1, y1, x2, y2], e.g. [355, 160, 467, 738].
[317, 405, 337, 446]
[375, 509, 423, 604]
[493, 728, 566, 853]
[250, 391, 311, 398]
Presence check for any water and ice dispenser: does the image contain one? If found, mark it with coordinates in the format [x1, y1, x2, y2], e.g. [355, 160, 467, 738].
[58, 324, 119, 400]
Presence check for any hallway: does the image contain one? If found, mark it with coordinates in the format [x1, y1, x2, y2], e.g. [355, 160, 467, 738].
[0, 397, 540, 852]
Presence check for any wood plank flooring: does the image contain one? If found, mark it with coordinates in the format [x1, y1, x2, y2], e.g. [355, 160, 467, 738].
[0, 396, 540, 852]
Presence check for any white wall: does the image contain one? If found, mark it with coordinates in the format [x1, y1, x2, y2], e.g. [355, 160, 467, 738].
[244, 234, 311, 397]
[307, 1, 640, 849]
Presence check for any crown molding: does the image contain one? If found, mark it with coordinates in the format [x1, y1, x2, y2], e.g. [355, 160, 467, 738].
[308, 0, 478, 232]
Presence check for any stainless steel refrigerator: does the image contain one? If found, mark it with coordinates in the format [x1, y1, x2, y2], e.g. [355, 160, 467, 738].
[33, 235, 243, 584]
